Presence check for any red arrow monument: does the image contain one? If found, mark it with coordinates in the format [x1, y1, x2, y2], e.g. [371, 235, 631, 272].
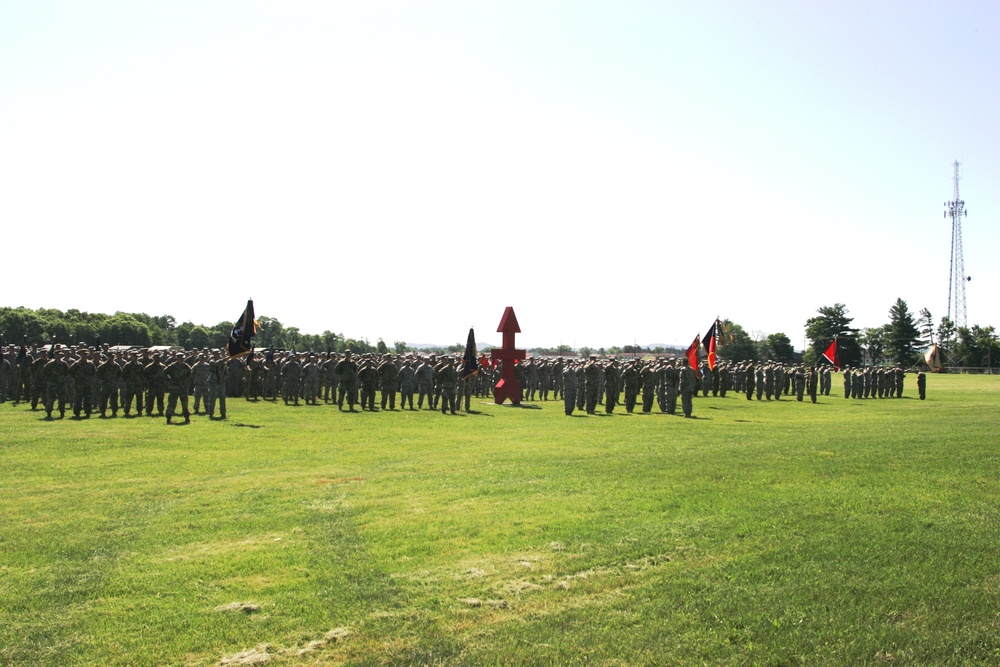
[490, 306, 526, 405]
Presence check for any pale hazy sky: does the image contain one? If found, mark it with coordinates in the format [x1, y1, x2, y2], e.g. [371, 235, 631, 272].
[2, 1, 997, 349]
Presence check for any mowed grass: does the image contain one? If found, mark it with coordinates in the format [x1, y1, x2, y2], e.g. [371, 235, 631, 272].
[2, 376, 1000, 666]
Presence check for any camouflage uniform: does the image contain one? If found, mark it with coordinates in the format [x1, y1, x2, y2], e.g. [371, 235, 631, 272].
[562, 362, 578, 416]
[679, 362, 697, 418]
[144, 356, 166, 416]
[358, 360, 379, 411]
[42, 352, 70, 419]
[122, 353, 146, 416]
[335, 352, 359, 411]
[415, 357, 434, 410]
[70, 351, 97, 418]
[282, 355, 303, 405]
[191, 355, 211, 413]
[207, 352, 228, 418]
[398, 360, 416, 410]
[378, 358, 398, 410]
[96, 354, 123, 417]
[435, 359, 458, 414]
[164, 356, 192, 423]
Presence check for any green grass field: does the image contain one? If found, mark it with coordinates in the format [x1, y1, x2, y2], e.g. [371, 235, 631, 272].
[2, 376, 999, 666]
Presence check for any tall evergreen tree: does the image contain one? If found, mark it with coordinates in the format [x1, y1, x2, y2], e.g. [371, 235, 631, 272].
[886, 298, 921, 366]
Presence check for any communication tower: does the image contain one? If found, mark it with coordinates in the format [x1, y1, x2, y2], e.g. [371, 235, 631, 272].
[944, 160, 968, 329]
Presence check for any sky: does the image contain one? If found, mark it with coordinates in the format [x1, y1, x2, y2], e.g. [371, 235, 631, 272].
[2, 1, 998, 350]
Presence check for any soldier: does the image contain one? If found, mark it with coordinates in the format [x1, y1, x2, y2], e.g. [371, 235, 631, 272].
[122, 351, 146, 417]
[640, 360, 657, 413]
[144, 353, 166, 416]
[524, 359, 540, 402]
[794, 366, 806, 401]
[458, 364, 476, 412]
[415, 355, 434, 410]
[207, 349, 228, 419]
[357, 357, 379, 411]
[917, 371, 926, 400]
[661, 359, 679, 414]
[398, 357, 416, 410]
[96, 350, 123, 417]
[807, 366, 819, 403]
[30, 346, 49, 410]
[604, 359, 621, 414]
[302, 354, 322, 405]
[679, 358, 698, 418]
[322, 353, 338, 403]
[378, 355, 399, 410]
[744, 361, 756, 400]
[69, 348, 97, 418]
[843, 366, 852, 399]
[895, 366, 905, 398]
[335, 350, 359, 411]
[191, 354, 211, 414]
[621, 359, 639, 414]
[583, 356, 601, 414]
[562, 360, 578, 416]
[434, 357, 457, 414]
[164, 353, 192, 424]
[773, 364, 784, 401]
[282, 353, 303, 405]
[42, 349, 70, 419]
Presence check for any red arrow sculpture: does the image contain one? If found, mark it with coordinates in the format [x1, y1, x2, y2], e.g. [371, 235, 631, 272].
[490, 306, 526, 405]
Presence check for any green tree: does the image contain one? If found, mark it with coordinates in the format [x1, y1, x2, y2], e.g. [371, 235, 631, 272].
[805, 303, 861, 367]
[886, 298, 921, 366]
[100, 313, 151, 346]
[187, 326, 213, 350]
[937, 317, 957, 364]
[757, 333, 794, 363]
[917, 308, 934, 347]
[860, 326, 889, 366]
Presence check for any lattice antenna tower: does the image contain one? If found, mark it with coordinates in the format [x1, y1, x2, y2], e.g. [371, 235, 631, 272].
[944, 160, 968, 329]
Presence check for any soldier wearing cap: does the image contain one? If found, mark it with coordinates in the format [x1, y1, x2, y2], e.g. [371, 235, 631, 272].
[42, 349, 69, 419]
[302, 354, 321, 405]
[378, 355, 399, 410]
[207, 349, 228, 419]
[164, 353, 192, 424]
[96, 350, 123, 417]
[335, 349, 359, 411]
[67, 348, 97, 418]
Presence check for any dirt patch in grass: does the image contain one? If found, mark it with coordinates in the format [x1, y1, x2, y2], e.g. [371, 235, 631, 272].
[214, 601, 261, 614]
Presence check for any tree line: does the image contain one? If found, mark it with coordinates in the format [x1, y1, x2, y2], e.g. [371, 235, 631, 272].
[2, 301, 994, 368]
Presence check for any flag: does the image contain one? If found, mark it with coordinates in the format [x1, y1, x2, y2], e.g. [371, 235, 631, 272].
[461, 328, 479, 379]
[479, 353, 491, 369]
[924, 344, 942, 372]
[686, 335, 702, 378]
[821, 337, 840, 370]
[227, 299, 259, 358]
[720, 320, 735, 344]
[701, 320, 718, 371]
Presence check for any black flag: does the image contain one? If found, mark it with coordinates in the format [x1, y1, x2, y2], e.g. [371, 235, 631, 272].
[227, 300, 259, 358]
[461, 328, 479, 379]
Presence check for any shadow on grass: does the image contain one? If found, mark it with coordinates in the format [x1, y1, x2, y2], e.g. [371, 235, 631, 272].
[231, 422, 264, 429]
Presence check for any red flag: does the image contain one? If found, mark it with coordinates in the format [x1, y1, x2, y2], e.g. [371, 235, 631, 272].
[701, 320, 718, 371]
[821, 338, 840, 370]
[686, 335, 702, 378]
